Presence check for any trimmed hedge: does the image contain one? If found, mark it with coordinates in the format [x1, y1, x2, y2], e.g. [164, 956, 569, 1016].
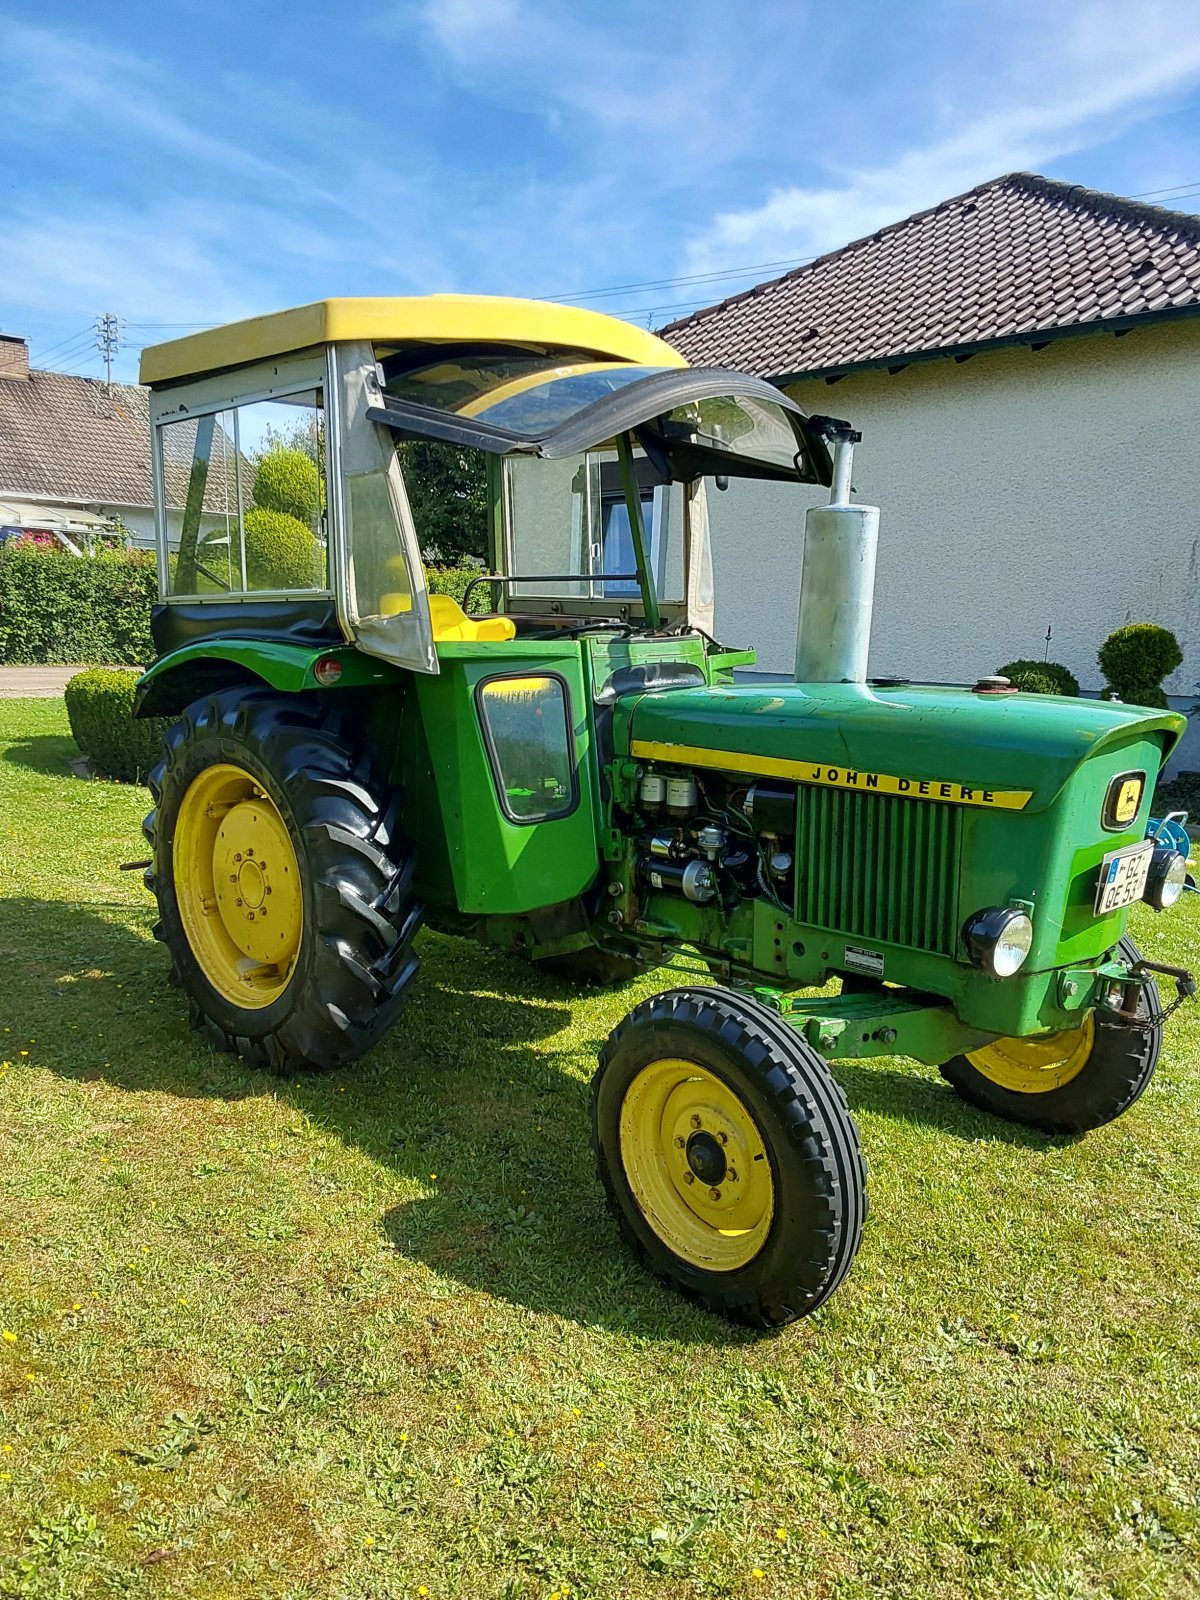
[0, 543, 156, 665]
[999, 659, 1081, 696]
[64, 667, 169, 784]
[240, 508, 322, 589]
[253, 447, 322, 523]
[427, 564, 487, 610]
[1099, 623, 1183, 709]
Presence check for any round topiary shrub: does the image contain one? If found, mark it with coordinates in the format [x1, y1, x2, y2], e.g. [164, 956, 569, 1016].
[242, 507, 321, 590]
[1098, 623, 1183, 709]
[998, 659, 1081, 696]
[252, 448, 321, 524]
[64, 668, 169, 784]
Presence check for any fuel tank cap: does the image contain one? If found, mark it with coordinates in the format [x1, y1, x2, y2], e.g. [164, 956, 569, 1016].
[972, 675, 1016, 695]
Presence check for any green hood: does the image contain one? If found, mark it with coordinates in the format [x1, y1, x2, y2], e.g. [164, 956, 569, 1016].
[624, 682, 1183, 813]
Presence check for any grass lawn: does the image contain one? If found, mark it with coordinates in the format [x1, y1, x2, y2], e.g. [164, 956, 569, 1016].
[1, 695, 1199, 1600]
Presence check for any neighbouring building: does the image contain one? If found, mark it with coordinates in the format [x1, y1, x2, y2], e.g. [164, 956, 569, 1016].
[663, 173, 1200, 773]
[0, 333, 241, 552]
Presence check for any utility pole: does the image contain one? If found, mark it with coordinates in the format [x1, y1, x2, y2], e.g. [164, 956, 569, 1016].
[95, 313, 121, 389]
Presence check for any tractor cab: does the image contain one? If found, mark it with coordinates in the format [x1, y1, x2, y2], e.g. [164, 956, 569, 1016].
[140, 296, 829, 680]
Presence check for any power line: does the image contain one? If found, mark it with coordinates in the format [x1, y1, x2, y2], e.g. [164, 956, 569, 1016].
[31, 334, 98, 370]
[1128, 179, 1200, 198]
[28, 325, 96, 363]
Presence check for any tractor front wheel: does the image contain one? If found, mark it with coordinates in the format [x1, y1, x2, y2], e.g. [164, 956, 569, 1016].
[592, 987, 867, 1327]
[938, 937, 1162, 1134]
[145, 688, 421, 1074]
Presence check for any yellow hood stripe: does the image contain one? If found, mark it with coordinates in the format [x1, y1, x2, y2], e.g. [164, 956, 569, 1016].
[629, 739, 1032, 811]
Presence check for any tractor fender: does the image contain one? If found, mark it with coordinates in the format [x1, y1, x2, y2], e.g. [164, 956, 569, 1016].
[134, 639, 406, 718]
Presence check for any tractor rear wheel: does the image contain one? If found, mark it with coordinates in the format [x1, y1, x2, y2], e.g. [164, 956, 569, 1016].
[592, 987, 866, 1326]
[938, 937, 1162, 1134]
[145, 687, 421, 1073]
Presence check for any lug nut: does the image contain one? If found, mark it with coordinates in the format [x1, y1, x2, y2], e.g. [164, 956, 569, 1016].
[235, 899, 243, 907]
[229, 874, 237, 882]
[709, 1187, 721, 1201]
[718, 1131, 728, 1145]
[690, 1114, 702, 1129]
[674, 1136, 685, 1148]
[728, 1169, 738, 1183]
[683, 1172, 695, 1184]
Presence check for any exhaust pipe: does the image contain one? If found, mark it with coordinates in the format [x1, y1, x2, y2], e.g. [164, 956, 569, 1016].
[794, 422, 879, 684]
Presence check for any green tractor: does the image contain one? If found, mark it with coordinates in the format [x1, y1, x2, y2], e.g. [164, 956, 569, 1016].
[135, 295, 1194, 1328]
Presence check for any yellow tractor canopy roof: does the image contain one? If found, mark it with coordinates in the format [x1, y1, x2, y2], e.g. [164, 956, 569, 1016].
[139, 295, 687, 387]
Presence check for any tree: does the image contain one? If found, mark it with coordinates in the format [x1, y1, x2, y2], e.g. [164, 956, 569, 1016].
[396, 439, 489, 565]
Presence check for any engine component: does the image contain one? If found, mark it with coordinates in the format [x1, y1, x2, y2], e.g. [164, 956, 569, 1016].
[744, 780, 797, 838]
[639, 855, 717, 903]
[647, 834, 687, 860]
[666, 775, 699, 818]
[697, 824, 727, 861]
[639, 771, 667, 814]
[770, 850, 793, 879]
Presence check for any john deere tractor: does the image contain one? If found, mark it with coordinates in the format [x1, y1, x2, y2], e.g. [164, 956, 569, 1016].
[135, 297, 1194, 1327]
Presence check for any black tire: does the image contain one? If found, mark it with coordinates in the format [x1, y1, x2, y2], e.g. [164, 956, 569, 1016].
[144, 687, 421, 1073]
[591, 987, 867, 1327]
[938, 936, 1162, 1134]
[534, 947, 649, 986]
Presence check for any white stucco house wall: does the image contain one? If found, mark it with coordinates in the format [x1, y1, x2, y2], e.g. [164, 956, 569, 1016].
[664, 174, 1200, 776]
[0, 333, 238, 551]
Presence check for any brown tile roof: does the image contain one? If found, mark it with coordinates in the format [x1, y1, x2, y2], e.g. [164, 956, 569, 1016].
[0, 367, 241, 513]
[662, 173, 1200, 380]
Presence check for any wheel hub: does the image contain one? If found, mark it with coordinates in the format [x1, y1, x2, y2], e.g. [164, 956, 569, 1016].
[685, 1130, 727, 1186]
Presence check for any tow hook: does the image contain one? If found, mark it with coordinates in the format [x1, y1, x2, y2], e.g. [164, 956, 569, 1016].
[1107, 958, 1197, 1024]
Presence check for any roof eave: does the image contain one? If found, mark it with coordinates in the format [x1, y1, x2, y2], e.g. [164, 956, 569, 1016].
[768, 301, 1200, 386]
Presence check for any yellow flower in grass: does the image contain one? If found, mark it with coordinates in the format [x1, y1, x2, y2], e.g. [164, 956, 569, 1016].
[1, 1332, 16, 1344]
[775, 1527, 788, 1541]
[751, 1570, 766, 1581]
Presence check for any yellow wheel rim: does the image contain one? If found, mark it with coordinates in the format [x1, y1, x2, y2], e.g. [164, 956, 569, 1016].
[173, 763, 303, 1010]
[618, 1059, 775, 1272]
[966, 1013, 1096, 1095]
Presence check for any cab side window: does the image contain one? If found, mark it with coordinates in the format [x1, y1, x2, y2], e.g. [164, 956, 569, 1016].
[476, 674, 577, 823]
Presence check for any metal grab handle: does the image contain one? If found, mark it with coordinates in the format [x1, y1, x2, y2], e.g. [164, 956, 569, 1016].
[461, 572, 639, 612]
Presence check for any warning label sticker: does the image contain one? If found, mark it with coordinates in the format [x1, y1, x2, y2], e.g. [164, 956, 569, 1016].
[844, 945, 885, 978]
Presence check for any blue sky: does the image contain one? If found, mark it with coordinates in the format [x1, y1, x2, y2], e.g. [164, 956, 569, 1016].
[3, 0, 1200, 383]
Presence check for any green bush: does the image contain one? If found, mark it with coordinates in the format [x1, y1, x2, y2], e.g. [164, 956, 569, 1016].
[426, 565, 488, 611]
[1098, 623, 1183, 709]
[241, 508, 321, 590]
[0, 543, 156, 665]
[64, 667, 169, 784]
[253, 447, 322, 523]
[999, 659, 1081, 696]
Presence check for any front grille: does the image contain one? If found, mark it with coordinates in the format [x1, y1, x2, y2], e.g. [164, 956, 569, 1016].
[794, 785, 963, 955]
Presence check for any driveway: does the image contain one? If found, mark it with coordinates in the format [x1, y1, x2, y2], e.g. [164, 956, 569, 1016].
[0, 666, 87, 697]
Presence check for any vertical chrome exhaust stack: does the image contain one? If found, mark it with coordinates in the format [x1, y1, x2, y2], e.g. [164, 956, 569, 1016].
[794, 420, 879, 684]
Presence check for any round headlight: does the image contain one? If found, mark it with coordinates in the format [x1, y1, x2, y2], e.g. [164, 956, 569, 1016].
[964, 907, 1034, 978]
[1144, 847, 1188, 911]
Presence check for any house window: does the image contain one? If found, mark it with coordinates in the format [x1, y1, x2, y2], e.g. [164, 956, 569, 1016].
[160, 390, 326, 597]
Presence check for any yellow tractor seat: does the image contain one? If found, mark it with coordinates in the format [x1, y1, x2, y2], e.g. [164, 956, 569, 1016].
[428, 591, 516, 643]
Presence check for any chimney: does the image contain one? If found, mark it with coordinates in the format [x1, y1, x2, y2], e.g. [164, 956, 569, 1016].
[0, 334, 29, 381]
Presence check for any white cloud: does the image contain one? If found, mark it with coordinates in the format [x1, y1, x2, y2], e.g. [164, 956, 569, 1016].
[684, 0, 1200, 275]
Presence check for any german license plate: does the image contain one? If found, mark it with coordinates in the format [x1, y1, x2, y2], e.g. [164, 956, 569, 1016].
[1095, 840, 1153, 915]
